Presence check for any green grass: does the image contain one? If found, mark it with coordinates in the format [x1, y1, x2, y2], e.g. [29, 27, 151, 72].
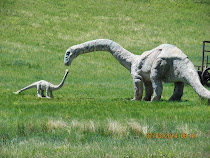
[0, 0, 210, 157]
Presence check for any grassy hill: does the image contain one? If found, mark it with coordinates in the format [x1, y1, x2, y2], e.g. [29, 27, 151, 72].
[0, 0, 210, 157]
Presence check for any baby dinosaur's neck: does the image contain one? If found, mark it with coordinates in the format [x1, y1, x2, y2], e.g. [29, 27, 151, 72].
[52, 71, 68, 90]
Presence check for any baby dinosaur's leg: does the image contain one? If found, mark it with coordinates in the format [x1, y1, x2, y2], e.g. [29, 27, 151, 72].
[46, 87, 51, 99]
[41, 90, 45, 97]
[37, 84, 42, 98]
[50, 91, 53, 98]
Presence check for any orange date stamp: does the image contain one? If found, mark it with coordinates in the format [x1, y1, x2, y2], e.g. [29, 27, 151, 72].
[146, 133, 196, 139]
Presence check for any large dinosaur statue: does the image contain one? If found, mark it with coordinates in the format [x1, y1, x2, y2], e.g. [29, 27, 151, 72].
[13, 69, 69, 98]
[64, 39, 210, 101]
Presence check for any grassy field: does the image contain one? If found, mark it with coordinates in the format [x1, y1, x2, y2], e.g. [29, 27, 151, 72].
[0, 0, 210, 157]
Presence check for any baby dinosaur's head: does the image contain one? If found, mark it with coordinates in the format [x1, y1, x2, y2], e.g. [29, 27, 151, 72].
[65, 69, 69, 74]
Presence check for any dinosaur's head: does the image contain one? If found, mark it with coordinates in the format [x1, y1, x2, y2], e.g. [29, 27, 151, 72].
[64, 48, 76, 66]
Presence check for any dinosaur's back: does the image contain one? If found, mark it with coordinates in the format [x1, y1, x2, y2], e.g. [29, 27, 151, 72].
[139, 44, 188, 81]
[156, 44, 188, 60]
[141, 44, 187, 61]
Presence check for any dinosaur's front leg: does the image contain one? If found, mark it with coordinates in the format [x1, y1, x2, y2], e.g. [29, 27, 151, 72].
[143, 81, 153, 101]
[37, 84, 42, 98]
[150, 59, 165, 101]
[132, 76, 143, 101]
[150, 67, 163, 101]
[151, 79, 163, 101]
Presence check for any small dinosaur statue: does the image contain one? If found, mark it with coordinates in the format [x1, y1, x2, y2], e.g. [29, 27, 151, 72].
[13, 69, 69, 98]
[64, 39, 210, 101]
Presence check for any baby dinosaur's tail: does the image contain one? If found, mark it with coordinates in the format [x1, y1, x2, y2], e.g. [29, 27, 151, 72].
[13, 83, 37, 94]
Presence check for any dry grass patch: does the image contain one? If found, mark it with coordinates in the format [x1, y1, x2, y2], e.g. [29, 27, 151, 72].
[107, 120, 127, 137]
[70, 120, 96, 133]
[47, 120, 67, 131]
[45, 119, 148, 138]
[128, 120, 148, 137]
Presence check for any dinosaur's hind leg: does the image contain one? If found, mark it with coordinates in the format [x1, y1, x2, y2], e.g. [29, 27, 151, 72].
[169, 82, 184, 101]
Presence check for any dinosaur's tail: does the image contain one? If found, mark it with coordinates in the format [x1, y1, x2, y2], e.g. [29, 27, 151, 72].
[182, 58, 210, 99]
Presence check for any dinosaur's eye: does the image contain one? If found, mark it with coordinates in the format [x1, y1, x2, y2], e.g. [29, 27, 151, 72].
[66, 51, 70, 55]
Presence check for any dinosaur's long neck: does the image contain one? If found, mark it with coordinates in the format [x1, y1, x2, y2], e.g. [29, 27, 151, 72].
[70, 39, 136, 71]
[53, 71, 68, 90]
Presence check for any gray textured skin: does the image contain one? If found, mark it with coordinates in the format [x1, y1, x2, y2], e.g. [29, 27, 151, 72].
[13, 69, 69, 98]
[64, 39, 210, 101]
